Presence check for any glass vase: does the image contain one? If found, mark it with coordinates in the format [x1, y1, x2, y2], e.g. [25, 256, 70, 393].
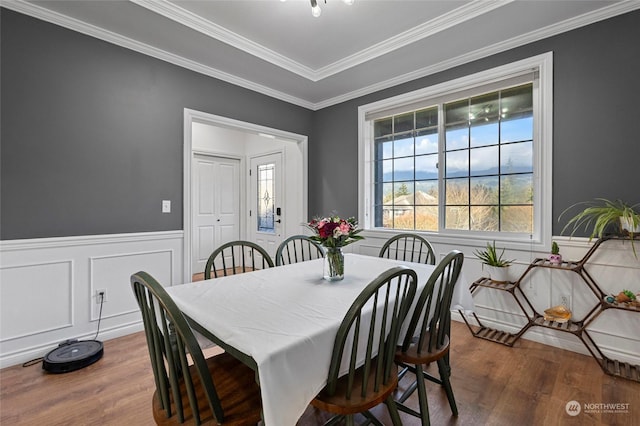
[323, 247, 344, 281]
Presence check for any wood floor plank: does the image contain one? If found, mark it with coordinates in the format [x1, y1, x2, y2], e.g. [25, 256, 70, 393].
[1, 321, 638, 425]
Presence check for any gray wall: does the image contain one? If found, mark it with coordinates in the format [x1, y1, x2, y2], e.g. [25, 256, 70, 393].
[308, 10, 640, 235]
[2, 8, 639, 240]
[0, 8, 313, 240]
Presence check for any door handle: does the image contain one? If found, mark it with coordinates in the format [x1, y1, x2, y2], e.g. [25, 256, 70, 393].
[276, 219, 281, 223]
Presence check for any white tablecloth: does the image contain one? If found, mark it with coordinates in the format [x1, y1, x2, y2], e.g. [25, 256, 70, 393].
[166, 253, 474, 426]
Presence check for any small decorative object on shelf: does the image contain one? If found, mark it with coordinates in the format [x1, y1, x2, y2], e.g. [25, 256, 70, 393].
[548, 241, 562, 264]
[306, 215, 364, 281]
[543, 305, 572, 323]
[473, 241, 514, 283]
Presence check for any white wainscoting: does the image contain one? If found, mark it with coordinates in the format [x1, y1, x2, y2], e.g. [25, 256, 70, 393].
[354, 234, 640, 366]
[0, 231, 183, 368]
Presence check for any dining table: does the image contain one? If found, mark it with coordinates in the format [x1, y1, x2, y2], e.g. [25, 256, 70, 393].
[166, 253, 474, 426]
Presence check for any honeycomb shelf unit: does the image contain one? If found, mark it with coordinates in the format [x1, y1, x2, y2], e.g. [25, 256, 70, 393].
[460, 235, 640, 382]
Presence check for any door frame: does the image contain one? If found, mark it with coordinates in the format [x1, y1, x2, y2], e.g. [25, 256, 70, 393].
[183, 108, 308, 282]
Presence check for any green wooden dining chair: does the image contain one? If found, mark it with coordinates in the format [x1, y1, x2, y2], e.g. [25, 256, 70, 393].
[131, 271, 262, 425]
[311, 266, 417, 426]
[379, 233, 436, 265]
[394, 250, 464, 426]
[275, 235, 324, 266]
[204, 240, 274, 279]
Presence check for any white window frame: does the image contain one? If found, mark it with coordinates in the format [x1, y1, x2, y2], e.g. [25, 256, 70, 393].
[358, 52, 553, 251]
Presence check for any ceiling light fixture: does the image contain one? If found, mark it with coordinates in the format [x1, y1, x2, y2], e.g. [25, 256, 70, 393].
[309, 0, 355, 18]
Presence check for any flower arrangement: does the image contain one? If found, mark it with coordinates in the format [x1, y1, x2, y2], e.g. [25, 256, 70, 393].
[306, 215, 364, 249]
[306, 215, 364, 280]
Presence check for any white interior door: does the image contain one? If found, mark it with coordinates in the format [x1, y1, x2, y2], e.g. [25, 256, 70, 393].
[192, 154, 240, 273]
[250, 152, 283, 259]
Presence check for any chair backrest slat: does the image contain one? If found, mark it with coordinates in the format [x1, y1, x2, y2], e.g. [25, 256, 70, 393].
[379, 233, 436, 265]
[401, 250, 464, 355]
[205, 240, 274, 278]
[275, 235, 324, 266]
[325, 266, 417, 399]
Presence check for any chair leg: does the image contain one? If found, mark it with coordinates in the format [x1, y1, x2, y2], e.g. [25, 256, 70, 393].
[437, 358, 458, 416]
[385, 395, 403, 426]
[345, 414, 355, 426]
[415, 363, 431, 426]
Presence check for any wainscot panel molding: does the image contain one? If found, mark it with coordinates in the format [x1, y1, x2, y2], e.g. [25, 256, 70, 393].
[0, 231, 183, 368]
[353, 235, 640, 366]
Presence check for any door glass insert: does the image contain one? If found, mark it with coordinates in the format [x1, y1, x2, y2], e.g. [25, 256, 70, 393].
[257, 163, 275, 233]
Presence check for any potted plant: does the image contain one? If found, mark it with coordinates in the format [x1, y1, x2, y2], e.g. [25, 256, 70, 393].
[474, 241, 515, 283]
[548, 241, 562, 264]
[559, 198, 640, 257]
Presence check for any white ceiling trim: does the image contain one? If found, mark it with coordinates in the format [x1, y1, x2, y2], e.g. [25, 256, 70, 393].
[2, 0, 316, 110]
[4, 0, 639, 111]
[131, 0, 318, 79]
[313, 0, 640, 109]
[314, 0, 512, 81]
[132, 0, 512, 82]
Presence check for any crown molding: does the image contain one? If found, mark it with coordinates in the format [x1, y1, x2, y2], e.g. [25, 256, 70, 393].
[130, 0, 318, 80]
[1, 0, 316, 110]
[313, 0, 640, 109]
[132, 0, 511, 82]
[3, 0, 638, 111]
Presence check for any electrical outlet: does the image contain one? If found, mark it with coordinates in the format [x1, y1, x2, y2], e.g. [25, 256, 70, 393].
[96, 289, 108, 304]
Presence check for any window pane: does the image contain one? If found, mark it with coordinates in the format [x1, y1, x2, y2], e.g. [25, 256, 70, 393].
[379, 182, 394, 205]
[445, 206, 469, 230]
[501, 174, 533, 204]
[501, 116, 532, 143]
[470, 176, 499, 204]
[445, 127, 468, 150]
[445, 99, 468, 125]
[415, 128, 438, 155]
[416, 206, 438, 231]
[416, 107, 438, 129]
[381, 159, 393, 182]
[470, 122, 498, 147]
[445, 178, 468, 205]
[445, 150, 468, 178]
[501, 141, 532, 173]
[393, 182, 414, 203]
[501, 206, 533, 232]
[374, 117, 392, 138]
[375, 136, 393, 160]
[501, 84, 533, 121]
[393, 206, 415, 230]
[415, 154, 438, 180]
[416, 180, 438, 204]
[470, 92, 499, 126]
[257, 163, 275, 233]
[394, 112, 414, 133]
[394, 134, 414, 157]
[394, 157, 414, 181]
[470, 205, 498, 231]
[470, 145, 498, 176]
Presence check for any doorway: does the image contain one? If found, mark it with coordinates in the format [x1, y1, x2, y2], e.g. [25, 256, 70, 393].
[183, 109, 308, 282]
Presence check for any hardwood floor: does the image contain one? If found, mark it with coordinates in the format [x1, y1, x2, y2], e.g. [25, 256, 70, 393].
[1, 321, 638, 425]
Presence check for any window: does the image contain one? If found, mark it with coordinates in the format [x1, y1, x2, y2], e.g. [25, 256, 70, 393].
[359, 53, 552, 247]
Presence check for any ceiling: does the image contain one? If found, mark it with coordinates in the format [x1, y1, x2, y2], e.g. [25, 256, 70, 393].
[4, 0, 638, 110]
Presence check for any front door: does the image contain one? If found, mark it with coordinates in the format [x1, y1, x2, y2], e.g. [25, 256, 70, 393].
[192, 154, 240, 273]
[249, 153, 283, 259]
